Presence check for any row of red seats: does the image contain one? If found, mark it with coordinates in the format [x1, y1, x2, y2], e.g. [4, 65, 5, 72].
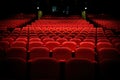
[0, 41, 120, 63]
[89, 15, 120, 33]
[0, 19, 32, 32]
[0, 57, 97, 80]
[0, 18, 120, 80]
[0, 36, 120, 51]
[0, 54, 120, 80]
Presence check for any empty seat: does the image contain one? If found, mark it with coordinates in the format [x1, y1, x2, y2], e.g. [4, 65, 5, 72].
[2, 58, 27, 80]
[97, 48, 120, 62]
[28, 41, 44, 51]
[10, 41, 27, 48]
[70, 38, 82, 46]
[45, 41, 60, 52]
[80, 42, 95, 50]
[62, 41, 77, 52]
[29, 38, 41, 42]
[15, 37, 28, 42]
[96, 42, 113, 51]
[97, 39, 110, 42]
[29, 58, 60, 80]
[114, 43, 120, 51]
[0, 41, 10, 58]
[0, 41, 9, 50]
[42, 38, 54, 44]
[65, 58, 96, 80]
[6, 47, 27, 60]
[111, 38, 120, 44]
[83, 39, 95, 43]
[99, 59, 120, 80]
[52, 47, 72, 61]
[56, 38, 68, 44]
[2, 37, 14, 44]
[75, 47, 96, 61]
[29, 34, 38, 38]
[29, 47, 50, 59]
[75, 36, 84, 41]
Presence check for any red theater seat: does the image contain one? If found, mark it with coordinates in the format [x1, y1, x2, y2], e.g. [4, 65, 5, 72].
[2, 37, 14, 44]
[65, 58, 96, 80]
[80, 42, 95, 50]
[29, 58, 60, 80]
[45, 41, 60, 52]
[56, 38, 68, 44]
[97, 39, 110, 42]
[15, 37, 28, 42]
[0, 41, 10, 50]
[28, 41, 44, 51]
[62, 41, 77, 52]
[99, 59, 120, 80]
[75, 47, 96, 61]
[10, 41, 27, 48]
[2, 58, 27, 80]
[111, 38, 120, 44]
[70, 38, 82, 46]
[29, 38, 41, 42]
[52, 47, 72, 61]
[29, 47, 50, 59]
[83, 39, 95, 43]
[42, 38, 54, 44]
[97, 48, 120, 62]
[114, 43, 120, 51]
[96, 42, 113, 51]
[6, 47, 27, 60]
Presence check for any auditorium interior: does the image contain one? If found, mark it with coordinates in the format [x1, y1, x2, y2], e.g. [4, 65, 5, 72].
[0, 0, 120, 80]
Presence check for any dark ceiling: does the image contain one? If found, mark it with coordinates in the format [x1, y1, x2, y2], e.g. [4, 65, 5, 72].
[0, 0, 119, 18]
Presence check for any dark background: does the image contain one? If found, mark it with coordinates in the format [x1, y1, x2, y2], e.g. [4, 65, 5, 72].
[0, 0, 120, 19]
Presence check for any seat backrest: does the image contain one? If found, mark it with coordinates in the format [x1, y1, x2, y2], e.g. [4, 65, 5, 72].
[29, 38, 41, 42]
[29, 47, 50, 59]
[99, 59, 120, 80]
[65, 58, 96, 80]
[28, 41, 44, 51]
[111, 38, 120, 44]
[10, 41, 27, 48]
[97, 39, 110, 43]
[29, 58, 60, 80]
[6, 47, 27, 60]
[98, 48, 120, 62]
[52, 47, 72, 61]
[56, 38, 68, 44]
[83, 39, 95, 43]
[2, 37, 14, 44]
[0, 41, 10, 50]
[15, 37, 28, 42]
[96, 42, 113, 51]
[42, 38, 54, 44]
[3, 58, 27, 80]
[62, 41, 77, 52]
[80, 42, 95, 50]
[114, 43, 120, 51]
[75, 47, 96, 61]
[45, 41, 60, 52]
[70, 38, 82, 46]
